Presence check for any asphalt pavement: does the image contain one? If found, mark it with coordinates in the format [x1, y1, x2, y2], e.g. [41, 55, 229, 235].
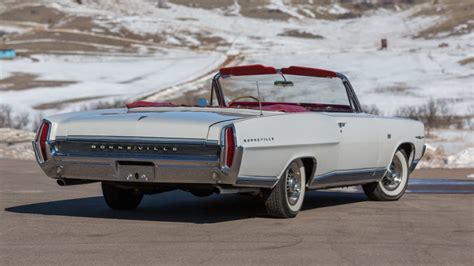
[1, 159, 473, 265]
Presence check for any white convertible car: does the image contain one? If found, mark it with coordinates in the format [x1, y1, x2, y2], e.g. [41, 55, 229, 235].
[33, 65, 425, 218]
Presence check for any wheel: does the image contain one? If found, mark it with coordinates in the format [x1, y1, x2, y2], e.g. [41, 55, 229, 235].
[101, 182, 144, 210]
[362, 150, 409, 201]
[263, 159, 306, 218]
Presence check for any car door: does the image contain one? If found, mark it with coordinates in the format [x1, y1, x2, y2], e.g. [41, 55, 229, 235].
[330, 112, 380, 171]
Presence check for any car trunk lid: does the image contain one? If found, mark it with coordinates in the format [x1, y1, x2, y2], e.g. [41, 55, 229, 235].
[64, 108, 256, 140]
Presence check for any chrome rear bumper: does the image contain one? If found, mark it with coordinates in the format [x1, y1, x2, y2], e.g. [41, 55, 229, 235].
[32, 138, 265, 187]
[38, 155, 231, 184]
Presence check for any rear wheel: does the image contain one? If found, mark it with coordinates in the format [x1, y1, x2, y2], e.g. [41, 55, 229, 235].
[263, 159, 306, 218]
[363, 150, 409, 201]
[102, 182, 143, 210]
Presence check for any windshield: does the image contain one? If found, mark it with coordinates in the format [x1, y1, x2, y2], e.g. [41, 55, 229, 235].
[218, 74, 351, 111]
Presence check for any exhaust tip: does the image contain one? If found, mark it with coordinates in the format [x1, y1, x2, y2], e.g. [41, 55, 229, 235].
[57, 179, 66, 186]
[55, 178, 97, 186]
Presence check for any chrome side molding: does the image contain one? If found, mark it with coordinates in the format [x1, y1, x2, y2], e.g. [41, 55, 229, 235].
[236, 175, 279, 188]
[309, 167, 387, 189]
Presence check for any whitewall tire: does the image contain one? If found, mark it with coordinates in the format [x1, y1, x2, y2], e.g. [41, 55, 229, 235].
[263, 159, 306, 218]
[363, 150, 409, 201]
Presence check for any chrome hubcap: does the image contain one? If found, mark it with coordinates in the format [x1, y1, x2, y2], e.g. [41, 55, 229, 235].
[286, 163, 302, 205]
[382, 155, 403, 191]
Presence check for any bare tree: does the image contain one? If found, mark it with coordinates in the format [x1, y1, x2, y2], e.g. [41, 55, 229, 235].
[32, 112, 44, 132]
[13, 112, 30, 130]
[394, 98, 455, 136]
[0, 104, 12, 128]
[156, 0, 169, 8]
[362, 104, 382, 115]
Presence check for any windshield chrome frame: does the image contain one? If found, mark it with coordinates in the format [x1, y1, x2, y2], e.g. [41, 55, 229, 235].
[211, 71, 362, 113]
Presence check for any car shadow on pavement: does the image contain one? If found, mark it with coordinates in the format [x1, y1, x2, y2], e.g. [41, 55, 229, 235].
[5, 190, 368, 223]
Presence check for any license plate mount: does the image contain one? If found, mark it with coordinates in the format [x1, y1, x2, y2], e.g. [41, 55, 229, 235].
[117, 162, 155, 182]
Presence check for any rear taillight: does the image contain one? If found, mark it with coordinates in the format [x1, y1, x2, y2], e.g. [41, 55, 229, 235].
[37, 121, 50, 161]
[224, 127, 235, 167]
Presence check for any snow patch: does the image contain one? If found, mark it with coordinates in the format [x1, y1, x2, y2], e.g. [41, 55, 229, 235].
[328, 4, 350, 15]
[0, 128, 36, 161]
[0, 52, 226, 116]
[418, 129, 473, 168]
[447, 148, 474, 168]
[0, 25, 26, 35]
[266, 0, 305, 20]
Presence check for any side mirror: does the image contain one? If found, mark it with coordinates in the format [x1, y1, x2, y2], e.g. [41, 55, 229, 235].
[196, 98, 209, 107]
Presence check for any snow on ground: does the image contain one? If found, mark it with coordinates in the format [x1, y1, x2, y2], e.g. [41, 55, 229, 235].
[235, 10, 473, 115]
[2, 2, 473, 116]
[447, 148, 474, 168]
[0, 25, 26, 34]
[419, 129, 474, 168]
[265, 0, 305, 20]
[247, 47, 474, 115]
[429, 129, 474, 154]
[327, 3, 350, 15]
[54, 1, 473, 115]
[0, 51, 225, 116]
[0, 128, 35, 161]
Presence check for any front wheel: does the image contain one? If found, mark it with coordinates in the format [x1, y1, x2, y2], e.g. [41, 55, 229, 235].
[363, 150, 409, 201]
[102, 182, 144, 210]
[262, 159, 306, 218]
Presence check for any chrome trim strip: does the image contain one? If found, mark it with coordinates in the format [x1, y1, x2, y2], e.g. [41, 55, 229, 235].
[337, 72, 362, 113]
[54, 153, 219, 161]
[309, 167, 387, 189]
[32, 141, 42, 163]
[58, 135, 218, 145]
[410, 144, 426, 172]
[409, 159, 420, 172]
[236, 175, 279, 188]
[53, 140, 220, 158]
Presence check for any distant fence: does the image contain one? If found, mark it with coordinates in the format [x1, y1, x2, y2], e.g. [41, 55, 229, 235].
[0, 49, 16, 59]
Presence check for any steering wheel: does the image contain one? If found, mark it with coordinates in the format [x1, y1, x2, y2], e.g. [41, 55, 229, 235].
[228, 95, 260, 106]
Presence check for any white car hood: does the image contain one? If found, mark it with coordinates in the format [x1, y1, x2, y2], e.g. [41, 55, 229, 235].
[54, 107, 277, 140]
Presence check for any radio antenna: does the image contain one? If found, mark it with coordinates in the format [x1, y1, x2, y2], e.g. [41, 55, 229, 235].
[256, 81, 263, 116]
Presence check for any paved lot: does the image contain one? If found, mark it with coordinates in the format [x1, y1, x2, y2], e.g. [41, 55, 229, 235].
[1, 159, 473, 265]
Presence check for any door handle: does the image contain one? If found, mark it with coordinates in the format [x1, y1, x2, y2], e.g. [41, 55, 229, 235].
[338, 122, 346, 128]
